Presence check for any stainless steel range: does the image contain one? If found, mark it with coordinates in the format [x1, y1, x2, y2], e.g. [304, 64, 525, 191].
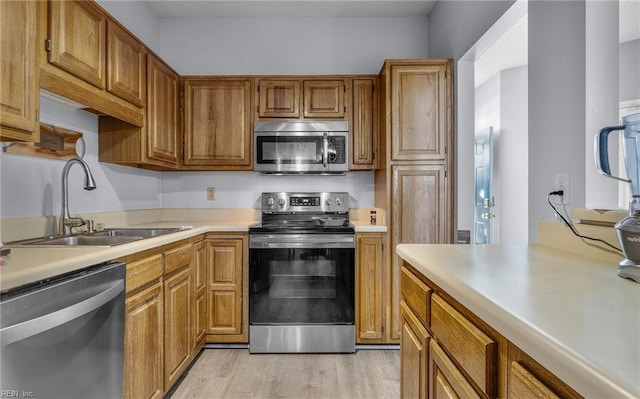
[249, 192, 355, 353]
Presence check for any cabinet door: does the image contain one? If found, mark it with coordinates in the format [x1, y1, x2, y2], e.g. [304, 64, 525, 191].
[124, 281, 164, 399]
[48, 0, 106, 89]
[0, 0, 39, 142]
[107, 19, 145, 107]
[257, 79, 300, 118]
[351, 78, 378, 169]
[390, 164, 449, 341]
[356, 233, 384, 343]
[430, 340, 481, 399]
[147, 54, 179, 165]
[390, 63, 449, 161]
[303, 79, 345, 118]
[164, 267, 192, 391]
[207, 239, 244, 336]
[192, 241, 208, 351]
[183, 79, 252, 168]
[400, 302, 429, 399]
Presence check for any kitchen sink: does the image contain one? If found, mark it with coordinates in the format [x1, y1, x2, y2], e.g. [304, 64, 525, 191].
[95, 227, 184, 238]
[6, 227, 190, 247]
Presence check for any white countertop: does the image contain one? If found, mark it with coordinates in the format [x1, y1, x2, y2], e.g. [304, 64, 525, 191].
[0, 220, 385, 292]
[396, 244, 640, 399]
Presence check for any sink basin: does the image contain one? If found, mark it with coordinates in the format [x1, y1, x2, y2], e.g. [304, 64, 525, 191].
[8, 234, 142, 247]
[6, 227, 190, 247]
[95, 227, 184, 238]
[37, 235, 142, 246]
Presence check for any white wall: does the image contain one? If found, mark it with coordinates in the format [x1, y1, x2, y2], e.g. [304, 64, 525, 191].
[499, 66, 528, 244]
[0, 97, 162, 219]
[428, 0, 516, 241]
[620, 39, 640, 102]
[161, 172, 374, 209]
[98, 0, 161, 52]
[3, 7, 427, 220]
[158, 17, 429, 75]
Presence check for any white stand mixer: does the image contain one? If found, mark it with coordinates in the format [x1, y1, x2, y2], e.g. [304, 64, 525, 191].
[596, 112, 640, 283]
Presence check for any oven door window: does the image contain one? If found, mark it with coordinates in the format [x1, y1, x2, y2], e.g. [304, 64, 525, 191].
[249, 247, 354, 325]
[256, 136, 323, 165]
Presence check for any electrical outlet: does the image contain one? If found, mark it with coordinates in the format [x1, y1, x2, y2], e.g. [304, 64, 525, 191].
[207, 187, 215, 201]
[554, 173, 570, 205]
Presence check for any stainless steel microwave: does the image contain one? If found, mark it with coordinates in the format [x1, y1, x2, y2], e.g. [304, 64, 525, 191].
[253, 121, 349, 174]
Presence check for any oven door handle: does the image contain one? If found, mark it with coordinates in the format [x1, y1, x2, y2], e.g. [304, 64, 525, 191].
[0, 280, 124, 346]
[250, 235, 354, 249]
[252, 242, 354, 249]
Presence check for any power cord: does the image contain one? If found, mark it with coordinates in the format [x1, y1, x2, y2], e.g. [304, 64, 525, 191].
[546, 191, 622, 253]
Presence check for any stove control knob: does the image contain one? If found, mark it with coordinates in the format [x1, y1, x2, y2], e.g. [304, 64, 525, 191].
[335, 197, 344, 206]
[278, 198, 286, 208]
[265, 197, 275, 207]
[325, 198, 333, 206]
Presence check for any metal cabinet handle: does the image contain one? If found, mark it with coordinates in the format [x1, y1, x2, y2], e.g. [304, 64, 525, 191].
[0, 280, 124, 346]
[322, 132, 329, 167]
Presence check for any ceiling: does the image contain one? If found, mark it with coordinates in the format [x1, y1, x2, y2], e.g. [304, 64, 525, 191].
[475, 0, 640, 87]
[146, 0, 438, 18]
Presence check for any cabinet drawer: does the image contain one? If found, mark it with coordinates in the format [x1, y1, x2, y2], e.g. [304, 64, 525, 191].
[510, 361, 560, 399]
[126, 254, 164, 293]
[431, 340, 481, 399]
[165, 243, 193, 274]
[431, 294, 497, 398]
[401, 266, 431, 326]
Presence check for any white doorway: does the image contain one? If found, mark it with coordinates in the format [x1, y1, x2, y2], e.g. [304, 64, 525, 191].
[459, 0, 529, 245]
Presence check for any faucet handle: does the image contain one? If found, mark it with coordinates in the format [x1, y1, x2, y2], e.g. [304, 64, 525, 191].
[86, 219, 95, 233]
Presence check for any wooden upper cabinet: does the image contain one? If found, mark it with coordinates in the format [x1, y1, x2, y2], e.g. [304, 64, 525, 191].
[256, 77, 348, 120]
[183, 79, 252, 169]
[48, 0, 106, 89]
[147, 54, 179, 166]
[257, 79, 300, 118]
[107, 19, 146, 107]
[303, 79, 345, 118]
[389, 61, 451, 161]
[351, 77, 378, 169]
[0, 0, 39, 142]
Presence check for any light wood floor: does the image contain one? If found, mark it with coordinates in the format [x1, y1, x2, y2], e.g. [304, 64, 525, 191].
[167, 349, 400, 399]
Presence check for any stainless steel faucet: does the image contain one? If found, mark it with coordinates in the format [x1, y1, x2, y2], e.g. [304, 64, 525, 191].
[59, 157, 97, 235]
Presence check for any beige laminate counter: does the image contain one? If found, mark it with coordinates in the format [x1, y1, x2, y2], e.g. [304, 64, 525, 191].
[396, 243, 640, 399]
[1, 220, 385, 292]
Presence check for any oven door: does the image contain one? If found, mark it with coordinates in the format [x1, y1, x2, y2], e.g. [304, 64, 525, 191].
[249, 233, 355, 353]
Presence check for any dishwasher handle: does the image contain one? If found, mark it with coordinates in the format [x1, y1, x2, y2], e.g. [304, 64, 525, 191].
[0, 279, 124, 346]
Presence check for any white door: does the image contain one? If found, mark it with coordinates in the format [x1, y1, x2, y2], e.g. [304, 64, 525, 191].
[474, 127, 494, 244]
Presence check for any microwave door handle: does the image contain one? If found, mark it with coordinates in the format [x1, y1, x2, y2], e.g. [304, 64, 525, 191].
[322, 132, 328, 168]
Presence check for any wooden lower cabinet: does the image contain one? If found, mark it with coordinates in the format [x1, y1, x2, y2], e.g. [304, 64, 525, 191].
[430, 340, 480, 399]
[192, 240, 208, 352]
[356, 233, 385, 343]
[205, 234, 248, 343]
[124, 280, 164, 399]
[400, 262, 583, 399]
[120, 234, 250, 395]
[400, 301, 430, 399]
[163, 266, 193, 391]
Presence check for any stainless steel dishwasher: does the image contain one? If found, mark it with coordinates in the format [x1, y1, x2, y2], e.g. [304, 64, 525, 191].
[0, 261, 126, 399]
